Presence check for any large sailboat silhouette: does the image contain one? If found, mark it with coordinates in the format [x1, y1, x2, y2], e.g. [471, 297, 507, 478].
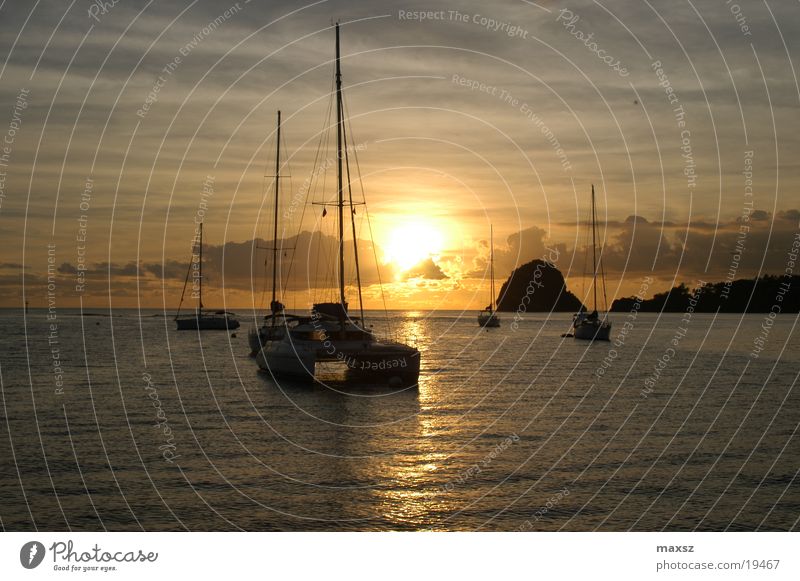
[255, 23, 420, 386]
[477, 225, 500, 328]
[572, 185, 611, 341]
[248, 110, 291, 354]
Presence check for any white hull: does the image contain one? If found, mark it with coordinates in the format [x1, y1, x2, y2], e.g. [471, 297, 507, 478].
[256, 341, 317, 378]
[248, 327, 261, 354]
[248, 322, 287, 356]
[256, 329, 420, 386]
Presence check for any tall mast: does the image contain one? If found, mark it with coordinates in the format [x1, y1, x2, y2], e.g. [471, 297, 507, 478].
[335, 22, 346, 311]
[198, 222, 204, 311]
[490, 224, 495, 311]
[591, 184, 597, 312]
[271, 110, 281, 314]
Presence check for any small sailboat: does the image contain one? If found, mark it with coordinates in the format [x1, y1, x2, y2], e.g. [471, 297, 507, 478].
[477, 225, 500, 328]
[256, 23, 420, 386]
[573, 184, 611, 341]
[248, 110, 292, 355]
[175, 222, 240, 331]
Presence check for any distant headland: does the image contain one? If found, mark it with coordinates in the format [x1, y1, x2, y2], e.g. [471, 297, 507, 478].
[494, 260, 797, 315]
[611, 275, 799, 313]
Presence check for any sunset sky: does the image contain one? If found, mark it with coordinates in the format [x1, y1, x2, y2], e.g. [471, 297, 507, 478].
[0, 0, 797, 311]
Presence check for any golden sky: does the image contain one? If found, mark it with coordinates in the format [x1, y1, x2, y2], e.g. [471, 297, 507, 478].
[0, 0, 797, 310]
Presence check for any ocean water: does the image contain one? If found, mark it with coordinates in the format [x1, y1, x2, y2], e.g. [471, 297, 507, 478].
[0, 308, 797, 531]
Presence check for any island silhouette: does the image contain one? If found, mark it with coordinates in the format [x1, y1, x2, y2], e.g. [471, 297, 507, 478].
[611, 275, 799, 313]
[496, 259, 584, 312]
[494, 261, 798, 314]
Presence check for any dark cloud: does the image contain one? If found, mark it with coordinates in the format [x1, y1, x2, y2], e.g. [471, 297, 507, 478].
[469, 225, 568, 280]
[402, 257, 447, 280]
[594, 209, 800, 280]
[22, 207, 800, 306]
[625, 215, 648, 225]
[142, 259, 188, 280]
[57, 262, 77, 275]
[52, 229, 400, 297]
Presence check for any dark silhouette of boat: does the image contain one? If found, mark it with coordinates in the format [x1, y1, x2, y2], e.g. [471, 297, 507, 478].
[255, 23, 420, 386]
[573, 185, 611, 341]
[249, 110, 290, 354]
[175, 222, 240, 331]
[477, 224, 500, 328]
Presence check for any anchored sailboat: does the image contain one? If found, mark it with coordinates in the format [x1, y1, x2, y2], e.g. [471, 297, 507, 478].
[175, 222, 240, 331]
[248, 110, 293, 355]
[478, 225, 500, 328]
[255, 23, 420, 386]
[573, 184, 611, 341]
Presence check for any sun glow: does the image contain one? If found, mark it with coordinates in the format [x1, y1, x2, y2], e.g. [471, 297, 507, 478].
[382, 219, 445, 272]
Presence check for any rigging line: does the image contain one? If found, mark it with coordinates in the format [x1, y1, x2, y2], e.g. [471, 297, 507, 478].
[198, 222, 204, 310]
[598, 188, 609, 313]
[276, 127, 287, 301]
[344, 95, 393, 337]
[340, 95, 373, 319]
[321, 69, 339, 303]
[490, 224, 495, 311]
[341, 100, 365, 325]
[310, 78, 336, 304]
[175, 235, 195, 318]
[363, 199, 392, 336]
[591, 184, 598, 312]
[301, 113, 330, 307]
[259, 255, 268, 310]
[582, 201, 589, 309]
[600, 247, 608, 313]
[322, 73, 340, 301]
[279, 119, 297, 302]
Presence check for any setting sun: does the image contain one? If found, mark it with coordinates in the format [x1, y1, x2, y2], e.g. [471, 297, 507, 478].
[382, 219, 445, 272]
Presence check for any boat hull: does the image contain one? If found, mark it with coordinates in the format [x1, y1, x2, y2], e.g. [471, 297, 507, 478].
[248, 324, 286, 356]
[175, 314, 240, 331]
[247, 327, 261, 354]
[256, 343, 317, 379]
[573, 320, 611, 341]
[257, 338, 420, 387]
[343, 347, 421, 385]
[478, 313, 500, 328]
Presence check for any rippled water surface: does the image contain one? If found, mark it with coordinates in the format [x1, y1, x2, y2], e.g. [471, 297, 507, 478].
[1, 309, 798, 530]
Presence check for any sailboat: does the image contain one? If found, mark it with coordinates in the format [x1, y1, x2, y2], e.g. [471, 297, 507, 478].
[477, 225, 500, 328]
[248, 110, 293, 355]
[573, 184, 611, 341]
[255, 23, 420, 386]
[175, 222, 240, 331]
